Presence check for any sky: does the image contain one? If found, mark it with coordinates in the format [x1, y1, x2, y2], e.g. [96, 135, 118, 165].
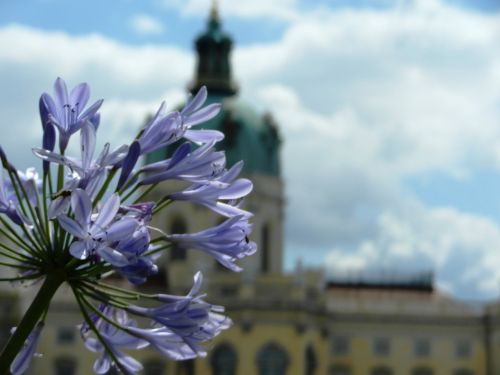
[0, 0, 500, 301]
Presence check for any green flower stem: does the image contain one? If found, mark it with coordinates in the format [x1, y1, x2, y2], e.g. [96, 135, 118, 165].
[120, 183, 142, 202]
[0, 270, 65, 374]
[151, 197, 172, 214]
[72, 289, 130, 374]
[93, 168, 118, 208]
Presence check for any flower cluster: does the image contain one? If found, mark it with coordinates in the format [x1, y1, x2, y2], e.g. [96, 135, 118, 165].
[0, 78, 256, 374]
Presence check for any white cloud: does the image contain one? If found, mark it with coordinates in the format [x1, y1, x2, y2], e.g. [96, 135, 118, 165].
[325, 205, 500, 299]
[240, 2, 500, 299]
[130, 14, 165, 35]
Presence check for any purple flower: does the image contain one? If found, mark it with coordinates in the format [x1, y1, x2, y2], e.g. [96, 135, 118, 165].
[115, 226, 158, 285]
[33, 123, 128, 217]
[126, 326, 197, 361]
[34, 123, 128, 188]
[0, 169, 24, 225]
[138, 87, 223, 155]
[170, 161, 253, 218]
[58, 189, 138, 266]
[127, 272, 231, 357]
[140, 141, 226, 186]
[81, 306, 147, 375]
[167, 215, 256, 272]
[180, 86, 224, 144]
[40, 77, 103, 151]
[10, 321, 44, 375]
[120, 202, 155, 224]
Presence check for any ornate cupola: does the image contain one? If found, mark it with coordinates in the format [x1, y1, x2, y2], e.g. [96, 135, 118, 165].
[189, 1, 238, 96]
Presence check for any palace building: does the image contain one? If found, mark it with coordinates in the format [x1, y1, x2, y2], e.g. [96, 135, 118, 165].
[14, 4, 500, 375]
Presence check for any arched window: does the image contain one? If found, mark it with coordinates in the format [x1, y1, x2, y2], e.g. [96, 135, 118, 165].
[257, 343, 289, 375]
[412, 367, 434, 375]
[211, 343, 237, 375]
[453, 370, 474, 375]
[176, 359, 194, 375]
[371, 366, 392, 375]
[105, 367, 118, 375]
[329, 364, 351, 375]
[144, 359, 166, 375]
[261, 223, 270, 273]
[305, 345, 317, 375]
[54, 356, 77, 375]
[170, 218, 187, 261]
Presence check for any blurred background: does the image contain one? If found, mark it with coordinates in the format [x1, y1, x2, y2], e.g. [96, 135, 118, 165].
[1, 0, 500, 374]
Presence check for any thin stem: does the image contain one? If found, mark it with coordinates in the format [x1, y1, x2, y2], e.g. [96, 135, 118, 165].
[80, 282, 140, 301]
[0, 274, 42, 282]
[72, 288, 131, 374]
[120, 184, 142, 202]
[9, 170, 49, 248]
[57, 164, 64, 192]
[0, 218, 42, 257]
[83, 280, 156, 299]
[0, 260, 36, 270]
[0, 271, 65, 374]
[151, 196, 173, 216]
[0, 241, 39, 264]
[145, 244, 172, 257]
[93, 168, 118, 208]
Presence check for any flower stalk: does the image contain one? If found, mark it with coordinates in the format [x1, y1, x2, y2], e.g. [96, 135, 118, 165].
[0, 270, 65, 374]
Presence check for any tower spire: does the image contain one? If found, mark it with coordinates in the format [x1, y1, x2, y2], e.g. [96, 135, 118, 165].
[189, 1, 238, 96]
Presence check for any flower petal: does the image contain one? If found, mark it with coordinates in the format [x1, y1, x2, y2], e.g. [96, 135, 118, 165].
[184, 129, 224, 144]
[80, 122, 96, 170]
[104, 218, 139, 242]
[58, 215, 87, 238]
[182, 86, 207, 115]
[94, 194, 120, 228]
[117, 141, 141, 190]
[184, 103, 221, 128]
[97, 246, 129, 267]
[71, 188, 91, 229]
[69, 241, 89, 260]
[69, 82, 90, 111]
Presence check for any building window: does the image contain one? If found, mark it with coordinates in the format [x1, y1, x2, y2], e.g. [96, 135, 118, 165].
[331, 336, 349, 356]
[257, 342, 289, 375]
[455, 340, 472, 358]
[176, 359, 194, 375]
[147, 265, 168, 289]
[144, 359, 165, 375]
[170, 218, 187, 261]
[54, 356, 77, 375]
[371, 366, 392, 375]
[305, 345, 317, 375]
[57, 327, 75, 344]
[105, 368, 119, 375]
[261, 224, 270, 273]
[414, 338, 431, 357]
[211, 343, 237, 375]
[453, 369, 474, 375]
[329, 364, 351, 375]
[412, 366, 434, 375]
[373, 337, 390, 356]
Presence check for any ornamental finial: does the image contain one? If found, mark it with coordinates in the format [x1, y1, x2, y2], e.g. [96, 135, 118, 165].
[210, 0, 219, 21]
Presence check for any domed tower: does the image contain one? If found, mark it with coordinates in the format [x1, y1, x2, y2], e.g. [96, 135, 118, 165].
[146, 3, 284, 293]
